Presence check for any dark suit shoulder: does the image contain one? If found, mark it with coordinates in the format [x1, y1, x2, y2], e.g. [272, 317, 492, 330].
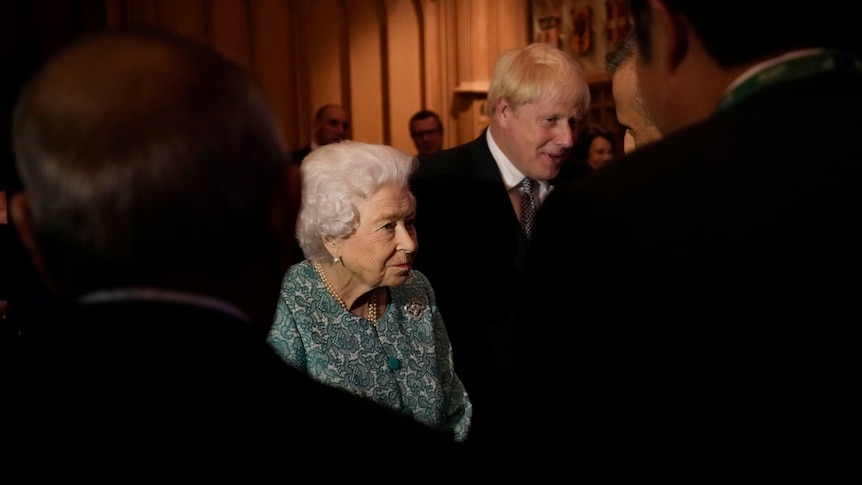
[2, 301, 465, 482]
[288, 145, 311, 165]
[414, 134, 488, 179]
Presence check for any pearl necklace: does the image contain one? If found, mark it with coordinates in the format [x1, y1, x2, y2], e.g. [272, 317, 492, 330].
[311, 260, 378, 325]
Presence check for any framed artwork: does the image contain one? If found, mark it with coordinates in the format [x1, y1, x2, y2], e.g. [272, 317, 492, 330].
[531, 0, 630, 81]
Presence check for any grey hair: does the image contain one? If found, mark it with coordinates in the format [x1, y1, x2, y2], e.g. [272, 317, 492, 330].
[296, 140, 418, 261]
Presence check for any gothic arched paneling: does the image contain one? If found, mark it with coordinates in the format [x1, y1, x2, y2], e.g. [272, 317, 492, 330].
[385, 0, 423, 154]
[346, 1, 384, 145]
[102, 0, 533, 151]
[252, 0, 300, 151]
[305, 0, 349, 124]
[209, 0, 251, 71]
[154, 0, 208, 44]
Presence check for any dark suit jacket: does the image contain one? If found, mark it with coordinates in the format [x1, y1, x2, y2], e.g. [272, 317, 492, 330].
[1, 300, 464, 482]
[501, 63, 862, 480]
[0, 190, 58, 352]
[288, 145, 311, 165]
[411, 130, 534, 463]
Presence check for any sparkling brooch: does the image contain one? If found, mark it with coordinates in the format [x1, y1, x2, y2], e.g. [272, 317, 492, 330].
[403, 298, 424, 319]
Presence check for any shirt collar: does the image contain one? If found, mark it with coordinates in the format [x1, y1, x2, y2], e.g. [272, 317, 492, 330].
[487, 128, 528, 191]
[486, 128, 551, 197]
[78, 287, 250, 323]
[724, 48, 826, 95]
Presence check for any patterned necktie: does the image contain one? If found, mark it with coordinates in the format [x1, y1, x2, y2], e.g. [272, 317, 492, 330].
[519, 177, 537, 242]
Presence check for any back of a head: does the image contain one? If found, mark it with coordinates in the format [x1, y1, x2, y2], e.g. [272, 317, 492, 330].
[296, 140, 418, 261]
[484, 42, 590, 117]
[12, 28, 290, 298]
[630, 0, 862, 67]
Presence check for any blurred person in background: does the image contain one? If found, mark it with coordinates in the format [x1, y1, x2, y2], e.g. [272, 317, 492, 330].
[289, 103, 350, 164]
[409, 109, 445, 155]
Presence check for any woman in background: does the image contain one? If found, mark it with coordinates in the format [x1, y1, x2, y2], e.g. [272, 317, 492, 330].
[572, 123, 617, 170]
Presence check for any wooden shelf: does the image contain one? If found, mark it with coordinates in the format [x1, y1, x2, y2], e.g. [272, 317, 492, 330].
[454, 81, 490, 94]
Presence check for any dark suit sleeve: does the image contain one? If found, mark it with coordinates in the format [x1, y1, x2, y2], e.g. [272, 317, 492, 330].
[500, 182, 644, 480]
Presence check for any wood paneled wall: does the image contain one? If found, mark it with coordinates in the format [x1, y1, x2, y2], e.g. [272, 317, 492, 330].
[103, 0, 531, 156]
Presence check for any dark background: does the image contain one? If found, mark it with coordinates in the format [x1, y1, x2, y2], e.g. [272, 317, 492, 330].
[1, 0, 105, 190]
[1, 1, 105, 348]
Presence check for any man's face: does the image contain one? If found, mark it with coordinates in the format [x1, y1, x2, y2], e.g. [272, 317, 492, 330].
[494, 97, 579, 182]
[313, 107, 350, 146]
[410, 117, 443, 155]
[612, 58, 662, 153]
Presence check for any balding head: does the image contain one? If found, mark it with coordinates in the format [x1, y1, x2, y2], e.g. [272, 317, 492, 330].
[11, 28, 297, 324]
[311, 104, 350, 146]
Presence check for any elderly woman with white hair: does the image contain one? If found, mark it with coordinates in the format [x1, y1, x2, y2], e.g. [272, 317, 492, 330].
[267, 140, 471, 442]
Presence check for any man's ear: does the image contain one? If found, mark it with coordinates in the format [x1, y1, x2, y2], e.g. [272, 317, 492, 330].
[647, 0, 690, 73]
[9, 192, 50, 283]
[495, 97, 515, 127]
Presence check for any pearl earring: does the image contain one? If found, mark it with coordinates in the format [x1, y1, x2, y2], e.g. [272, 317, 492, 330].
[333, 256, 340, 263]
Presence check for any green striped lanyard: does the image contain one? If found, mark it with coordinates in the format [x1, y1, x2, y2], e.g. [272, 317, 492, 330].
[716, 50, 862, 112]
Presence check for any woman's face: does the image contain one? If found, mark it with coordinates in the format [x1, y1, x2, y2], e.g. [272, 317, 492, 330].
[337, 184, 418, 290]
[586, 135, 615, 170]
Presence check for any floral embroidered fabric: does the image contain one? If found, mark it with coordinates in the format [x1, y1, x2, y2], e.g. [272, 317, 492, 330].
[267, 260, 472, 441]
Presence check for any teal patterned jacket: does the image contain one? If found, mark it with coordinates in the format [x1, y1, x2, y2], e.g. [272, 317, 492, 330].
[267, 260, 472, 442]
